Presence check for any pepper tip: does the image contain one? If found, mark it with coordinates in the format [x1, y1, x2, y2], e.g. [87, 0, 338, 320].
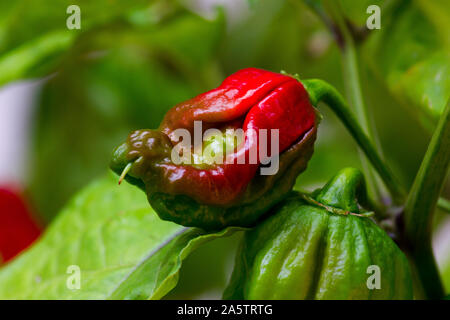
[118, 162, 133, 186]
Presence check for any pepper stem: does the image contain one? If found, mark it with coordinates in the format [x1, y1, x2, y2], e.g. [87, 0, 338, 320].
[118, 162, 133, 185]
[302, 79, 406, 205]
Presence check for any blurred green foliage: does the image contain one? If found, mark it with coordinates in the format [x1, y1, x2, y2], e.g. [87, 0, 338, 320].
[365, 0, 450, 132]
[0, 0, 156, 85]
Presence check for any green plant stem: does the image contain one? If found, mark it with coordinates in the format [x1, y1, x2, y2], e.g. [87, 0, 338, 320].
[328, 2, 389, 207]
[438, 197, 450, 213]
[403, 101, 450, 300]
[303, 0, 401, 205]
[302, 79, 406, 205]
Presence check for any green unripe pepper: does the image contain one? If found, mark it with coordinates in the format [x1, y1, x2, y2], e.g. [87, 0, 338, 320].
[224, 168, 413, 300]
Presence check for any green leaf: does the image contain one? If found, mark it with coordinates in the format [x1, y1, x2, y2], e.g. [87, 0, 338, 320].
[443, 259, 450, 294]
[0, 173, 238, 299]
[0, 30, 75, 86]
[108, 227, 238, 300]
[0, 0, 157, 86]
[247, 0, 259, 7]
[366, 1, 450, 131]
[416, 0, 450, 48]
[395, 52, 450, 120]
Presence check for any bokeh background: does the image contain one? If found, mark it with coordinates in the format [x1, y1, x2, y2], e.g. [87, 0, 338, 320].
[0, 0, 449, 298]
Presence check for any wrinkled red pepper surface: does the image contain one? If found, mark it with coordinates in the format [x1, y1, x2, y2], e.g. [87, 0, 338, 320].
[0, 187, 41, 264]
[118, 68, 316, 206]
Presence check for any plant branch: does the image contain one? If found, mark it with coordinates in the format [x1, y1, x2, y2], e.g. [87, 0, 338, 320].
[316, 0, 391, 206]
[403, 101, 450, 299]
[302, 79, 406, 205]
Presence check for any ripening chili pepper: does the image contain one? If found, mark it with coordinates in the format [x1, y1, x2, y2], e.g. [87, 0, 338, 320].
[111, 68, 318, 230]
[0, 187, 41, 264]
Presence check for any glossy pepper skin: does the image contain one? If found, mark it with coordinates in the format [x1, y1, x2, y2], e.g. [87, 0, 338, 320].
[111, 68, 317, 230]
[224, 168, 413, 300]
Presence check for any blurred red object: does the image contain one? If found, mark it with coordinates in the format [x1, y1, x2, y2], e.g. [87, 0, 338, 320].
[0, 187, 42, 264]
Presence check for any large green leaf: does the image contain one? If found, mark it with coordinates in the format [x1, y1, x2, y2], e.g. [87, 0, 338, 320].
[366, 0, 450, 131]
[0, 173, 237, 299]
[108, 226, 238, 300]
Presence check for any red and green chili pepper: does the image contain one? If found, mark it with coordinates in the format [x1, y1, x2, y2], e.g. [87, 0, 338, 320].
[111, 68, 318, 230]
